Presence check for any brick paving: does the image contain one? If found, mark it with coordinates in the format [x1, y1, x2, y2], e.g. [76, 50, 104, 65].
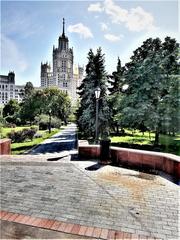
[0, 156, 179, 239]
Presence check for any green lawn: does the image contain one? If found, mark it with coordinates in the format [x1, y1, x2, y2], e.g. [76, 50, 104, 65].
[110, 130, 180, 155]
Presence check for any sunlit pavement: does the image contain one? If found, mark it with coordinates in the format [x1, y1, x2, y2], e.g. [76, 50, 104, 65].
[0, 152, 179, 239]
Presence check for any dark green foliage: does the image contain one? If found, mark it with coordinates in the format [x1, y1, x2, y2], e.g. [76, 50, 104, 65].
[77, 48, 110, 139]
[3, 99, 20, 118]
[35, 114, 61, 130]
[108, 58, 124, 134]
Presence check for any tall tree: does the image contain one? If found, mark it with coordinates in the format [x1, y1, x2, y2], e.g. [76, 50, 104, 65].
[77, 48, 110, 139]
[108, 57, 124, 134]
[117, 37, 179, 145]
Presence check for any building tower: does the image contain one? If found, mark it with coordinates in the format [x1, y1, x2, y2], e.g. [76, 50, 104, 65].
[40, 62, 52, 88]
[40, 18, 83, 104]
[53, 18, 74, 93]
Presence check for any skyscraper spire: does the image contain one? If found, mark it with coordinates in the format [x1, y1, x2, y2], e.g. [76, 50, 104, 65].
[62, 18, 65, 37]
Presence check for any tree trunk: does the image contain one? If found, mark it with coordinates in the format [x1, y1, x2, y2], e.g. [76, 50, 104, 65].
[149, 131, 151, 140]
[154, 131, 159, 146]
[116, 125, 119, 135]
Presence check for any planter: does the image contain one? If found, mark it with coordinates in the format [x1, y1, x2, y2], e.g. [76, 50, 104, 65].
[100, 139, 111, 164]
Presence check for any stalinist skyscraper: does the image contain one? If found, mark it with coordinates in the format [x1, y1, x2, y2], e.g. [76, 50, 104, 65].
[40, 18, 83, 104]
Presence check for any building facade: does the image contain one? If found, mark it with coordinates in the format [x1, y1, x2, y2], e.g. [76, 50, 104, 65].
[40, 19, 83, 104]
[0, 72, 24, 106]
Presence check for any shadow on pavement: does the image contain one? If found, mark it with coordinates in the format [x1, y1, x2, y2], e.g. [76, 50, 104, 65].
[85, 163, 104, 171]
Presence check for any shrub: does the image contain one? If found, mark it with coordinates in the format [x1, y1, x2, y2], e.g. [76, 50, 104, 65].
[8, 130, 25, 143]
[38, 114, 61, 130]
[7, 127, 37, 143]
[25, 128, 37, 141]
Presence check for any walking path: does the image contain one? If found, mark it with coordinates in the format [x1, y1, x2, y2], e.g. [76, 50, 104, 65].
[27, 123, 78, 158]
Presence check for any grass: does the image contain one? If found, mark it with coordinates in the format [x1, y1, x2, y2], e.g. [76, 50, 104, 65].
[110, 130, 180, 155]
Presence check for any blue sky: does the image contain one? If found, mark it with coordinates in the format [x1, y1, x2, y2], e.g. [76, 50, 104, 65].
[1, 0, 179, 86]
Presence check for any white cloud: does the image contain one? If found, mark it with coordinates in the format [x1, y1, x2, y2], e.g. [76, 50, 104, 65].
[104, 0, 128, 23]
[104, 33, 123, 42]
[88, 3, 103, 12]
[89, 0, 156, 32]
[67, 23, 93, 39]
[100, 22, 108, 31]
[126, 7, 156, 32]
[0, 34, 28, 73]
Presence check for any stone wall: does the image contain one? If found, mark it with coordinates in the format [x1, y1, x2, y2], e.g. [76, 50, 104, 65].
[78, 144, 180, 179]
[0, 139, 11, 155]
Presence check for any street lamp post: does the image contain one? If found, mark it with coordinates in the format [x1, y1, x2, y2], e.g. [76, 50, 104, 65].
[48, 109, 52, 133]
[95, 87, 101, 143]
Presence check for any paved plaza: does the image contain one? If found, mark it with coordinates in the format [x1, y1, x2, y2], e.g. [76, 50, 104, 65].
[0, 125, 179, 239]
[0, 154, 179, 239]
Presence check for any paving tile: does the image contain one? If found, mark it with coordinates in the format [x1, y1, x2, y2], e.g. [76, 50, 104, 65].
[6, 213, 19, 222]
[57, 222, 67, 232]
[4, 212, 17, 221]
[130, 233, 139, 239]
[44, 219, 55, 229]
[25, 216, 41, 226]
[78, 225, 88, 236]
[64, 223, 74, 233]
[17, 215, 31, 224]
[107, 230, 116, 240]
[100, 228, 109, 239]
[92, 227, 102, 238]
[30, 217, 44, 227]
[85, 226, 94, 237]
[50, 220, 62, 230]
[0, 211, 7, 218]
[70, 224, 81, 235]
[36, 219, 50, 228]
[115, 231, 124, 239]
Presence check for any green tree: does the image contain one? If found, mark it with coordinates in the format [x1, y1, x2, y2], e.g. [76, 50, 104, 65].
[117, 37, 179, 145]
[77, 48, 110, 139]
[24, 82, 34, 97]
[108, 57, 124, 134]
[19, 87, 72, 125]
[3, 99, 20, 118]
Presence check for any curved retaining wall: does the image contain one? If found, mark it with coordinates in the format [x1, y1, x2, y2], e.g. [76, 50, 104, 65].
[78, 144, 180, 179]
[0, 139, 11, 155]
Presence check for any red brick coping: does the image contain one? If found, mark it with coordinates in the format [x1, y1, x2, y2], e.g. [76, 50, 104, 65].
[78, 144, 180, 179]
[0, 210, 156, 239]
[0, 139, 11, 155]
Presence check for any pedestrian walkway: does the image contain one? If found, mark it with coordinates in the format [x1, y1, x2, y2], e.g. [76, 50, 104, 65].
[27, 123, 78, 158]
[0, 156, 179, 239]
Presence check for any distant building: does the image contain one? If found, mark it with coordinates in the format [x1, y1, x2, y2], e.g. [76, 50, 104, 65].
[0, 72, 24, 106]
[40, 18, 84, 104]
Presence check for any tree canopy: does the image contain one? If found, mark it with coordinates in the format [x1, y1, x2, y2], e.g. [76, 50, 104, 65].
[116, 37, 179, 145]
[77, 48, 110, 139]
